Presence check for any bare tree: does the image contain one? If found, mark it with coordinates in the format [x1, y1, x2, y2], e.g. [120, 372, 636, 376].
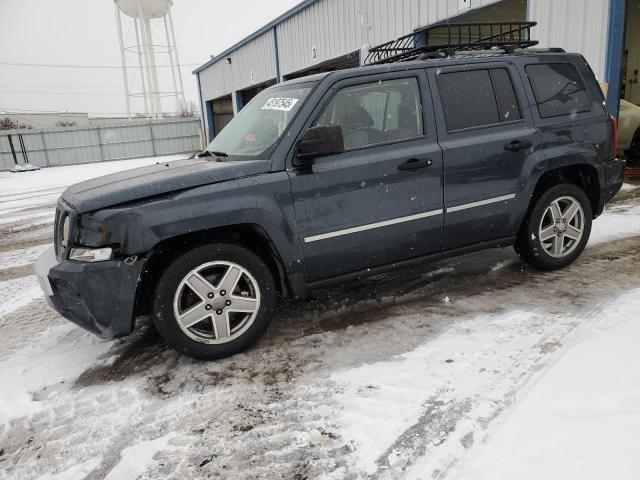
[55, 120, 77, 128]
[0, 117, 33, 130]
[177, 99, 199, 117]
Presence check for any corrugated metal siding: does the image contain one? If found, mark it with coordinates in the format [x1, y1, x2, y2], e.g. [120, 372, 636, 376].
[200, 30, 277, 101]
[0, 133, 49, 170]
[0, 120, 200, 171]
[197, 0, 614, 109]
[197, 0, 503, 98]
[99, 124, 153, 161]
[275, 0, 501, 76]
[528, 0, 609, 80]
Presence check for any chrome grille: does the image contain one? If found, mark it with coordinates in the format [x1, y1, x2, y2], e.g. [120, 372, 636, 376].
[53, 208, 61, 259]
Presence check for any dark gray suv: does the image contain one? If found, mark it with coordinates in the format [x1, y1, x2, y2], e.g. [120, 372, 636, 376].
[36, 37, 624, 359]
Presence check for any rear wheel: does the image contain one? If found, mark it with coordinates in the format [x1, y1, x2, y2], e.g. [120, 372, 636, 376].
[153, 243, 277, 359]
[516, 183, 592, 270]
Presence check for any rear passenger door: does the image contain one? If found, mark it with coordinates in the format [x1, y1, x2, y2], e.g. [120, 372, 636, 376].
[428, 63, 542, 250]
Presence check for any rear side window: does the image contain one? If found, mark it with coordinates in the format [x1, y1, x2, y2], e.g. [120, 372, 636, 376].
[490, 69, 522, 122]
[437, 68, 522, 132]
[526, 63, 591, 118]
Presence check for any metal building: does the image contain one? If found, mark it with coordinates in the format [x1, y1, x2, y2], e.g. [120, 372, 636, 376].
[193, 0, 632, 142]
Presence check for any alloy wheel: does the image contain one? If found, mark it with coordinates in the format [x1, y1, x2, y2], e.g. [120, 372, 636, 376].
[173, 261, 261, 344]
[538, 195, 585, 258]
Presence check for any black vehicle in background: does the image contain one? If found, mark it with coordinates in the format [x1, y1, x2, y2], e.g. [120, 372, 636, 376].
[36, 23, 624, 359]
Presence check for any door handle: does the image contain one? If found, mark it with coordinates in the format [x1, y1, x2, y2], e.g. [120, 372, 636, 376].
[398, 158, 433, 171]
[504, 140, 532, 152]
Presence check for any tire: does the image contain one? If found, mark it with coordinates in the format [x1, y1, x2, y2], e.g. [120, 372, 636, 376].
[628, 128, 640, 159]
[153, 243, 278, 360]
[516, 183, 592, 271]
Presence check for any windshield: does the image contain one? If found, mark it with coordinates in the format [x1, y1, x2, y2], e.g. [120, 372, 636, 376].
[205, 84, 314, 158]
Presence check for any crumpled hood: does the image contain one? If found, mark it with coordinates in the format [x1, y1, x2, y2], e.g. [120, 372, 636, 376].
[62, 158, 271, 213]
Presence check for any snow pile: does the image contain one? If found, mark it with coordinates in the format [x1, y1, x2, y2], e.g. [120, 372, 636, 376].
[590, 202, 640, 244]
[0, 323, 114, 425]
[34, 458, 101, 480]
[331, 310, 544, 474]
[104, 434, 174, 480]
[0, 276, 42, 317]
[9, 164, 40, 173]
[453, 289, 640, 480]
[618, 183, 639, 194]
[0, 154, 185, 194]
[332, 289, 640, 479]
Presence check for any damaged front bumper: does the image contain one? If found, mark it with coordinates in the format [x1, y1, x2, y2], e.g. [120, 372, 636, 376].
[35, 246, 145, 339]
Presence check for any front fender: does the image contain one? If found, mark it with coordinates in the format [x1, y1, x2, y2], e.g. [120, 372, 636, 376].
[79, 172, 305, 276]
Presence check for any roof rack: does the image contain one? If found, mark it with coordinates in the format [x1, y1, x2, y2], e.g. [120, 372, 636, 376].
[364, 21, 539, 65]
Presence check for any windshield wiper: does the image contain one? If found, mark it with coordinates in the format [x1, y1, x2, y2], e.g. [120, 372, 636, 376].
[208, 150, 228, 157]
[537, 81, 586, 106]
[195, 150, 228, 161]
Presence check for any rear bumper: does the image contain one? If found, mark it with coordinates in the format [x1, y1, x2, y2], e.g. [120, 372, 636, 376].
[596, 158, 626, 215]
[35, 246, 144, 339]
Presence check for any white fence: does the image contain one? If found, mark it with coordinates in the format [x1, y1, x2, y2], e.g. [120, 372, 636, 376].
[0, 119, 201, 171]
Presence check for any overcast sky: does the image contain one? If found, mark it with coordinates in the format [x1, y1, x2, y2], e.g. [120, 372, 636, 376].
[0, 0, 301, 117]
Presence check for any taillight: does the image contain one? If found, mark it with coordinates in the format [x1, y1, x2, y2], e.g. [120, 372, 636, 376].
[610, 115, 618, 158]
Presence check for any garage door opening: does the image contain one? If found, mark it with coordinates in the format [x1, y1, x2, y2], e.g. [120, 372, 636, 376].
[622, 0, 640, 105]
[239, 79, 277, 110]
[621, 0, 640, 162]
[210, 95, 234, 137]
[283, 51, 360, 81]
[448, 0, 526, 23]
[422, 0, 527, 46]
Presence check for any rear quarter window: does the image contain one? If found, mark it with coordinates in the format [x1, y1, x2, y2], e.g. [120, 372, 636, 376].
[490, 69, 522, 123]
[526, 63, 591, 118]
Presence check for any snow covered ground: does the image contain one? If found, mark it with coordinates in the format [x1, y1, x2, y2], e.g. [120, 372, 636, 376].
[0, 157, 639, 479]
[451, 290, 640, 480]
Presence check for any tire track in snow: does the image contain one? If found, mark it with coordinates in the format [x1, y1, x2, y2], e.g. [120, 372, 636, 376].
[335, 238, 640, 479]
[1, 237, 639, 479]
[0, 236, 52, 254]
[0, 187, 64, 203]
[0, 264, 35, 281]
[0, 202, 57, 216]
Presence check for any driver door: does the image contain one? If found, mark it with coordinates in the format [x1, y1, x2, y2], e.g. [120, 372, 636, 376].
[287, 71, 444, 282]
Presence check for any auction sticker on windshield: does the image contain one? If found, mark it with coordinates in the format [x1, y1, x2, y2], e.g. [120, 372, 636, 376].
[262, 97, 299, 112]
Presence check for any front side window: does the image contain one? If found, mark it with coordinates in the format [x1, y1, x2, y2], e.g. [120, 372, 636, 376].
[205, 84, 313, 158]
[526, 63, 591, 118]
[314, 77, 424, 150]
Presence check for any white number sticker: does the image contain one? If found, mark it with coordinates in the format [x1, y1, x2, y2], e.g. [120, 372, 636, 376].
[262, 97, 299, 112]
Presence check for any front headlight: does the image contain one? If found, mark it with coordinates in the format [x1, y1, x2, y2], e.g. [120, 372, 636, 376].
[62, 215, 70, 247]
[69, 247, 113, 262]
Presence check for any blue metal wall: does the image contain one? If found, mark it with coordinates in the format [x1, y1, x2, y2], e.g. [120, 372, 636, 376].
[605, 0, 627, 116]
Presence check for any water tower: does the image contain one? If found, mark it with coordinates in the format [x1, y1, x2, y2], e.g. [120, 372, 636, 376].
[114, 0, 186, 118]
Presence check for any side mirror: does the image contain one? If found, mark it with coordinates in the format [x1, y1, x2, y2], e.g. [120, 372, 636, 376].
[295, 125, 345, 165]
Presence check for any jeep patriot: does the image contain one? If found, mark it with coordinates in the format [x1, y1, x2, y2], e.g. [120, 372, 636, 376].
[36, 30, 625, 359]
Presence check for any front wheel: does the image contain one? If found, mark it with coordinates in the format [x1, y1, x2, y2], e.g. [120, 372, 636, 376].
[153, 243, 277, 359]
[516, 183, 592, 270]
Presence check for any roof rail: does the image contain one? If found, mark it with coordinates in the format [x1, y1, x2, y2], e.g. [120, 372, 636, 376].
[364, 21, 539, 65]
